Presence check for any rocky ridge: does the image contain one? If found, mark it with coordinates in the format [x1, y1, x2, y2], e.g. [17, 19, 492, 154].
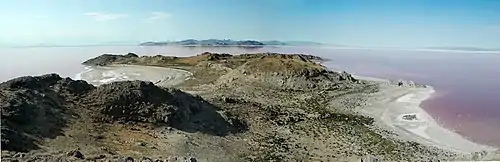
[83, 52, 339, 91]
[1, 74, 245, 161]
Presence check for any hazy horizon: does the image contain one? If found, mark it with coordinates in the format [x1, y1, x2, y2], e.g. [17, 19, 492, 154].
[1, 0, 499, 48]
[2, 44, 500, 54]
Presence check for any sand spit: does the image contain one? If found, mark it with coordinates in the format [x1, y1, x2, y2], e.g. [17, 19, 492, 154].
[356, 75, 498, 155]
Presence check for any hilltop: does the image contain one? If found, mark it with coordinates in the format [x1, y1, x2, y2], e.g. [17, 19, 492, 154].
[1, 74, 245, 161]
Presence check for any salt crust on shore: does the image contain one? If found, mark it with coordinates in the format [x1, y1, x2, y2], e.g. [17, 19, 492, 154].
[355, 75, 497, 154]
[75, 64, 192, 87]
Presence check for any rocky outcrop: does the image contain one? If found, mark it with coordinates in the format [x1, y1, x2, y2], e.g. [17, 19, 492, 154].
[1, 74, 245, 153]
[0, 150, 200, 162]
[402, 114, 418, 120]
[82, 53, 139, 66]
[84, 80, 244, 135]
[0, 74, 91, 152]
[82, 52, 325, 67]
[388, 79, 428, 88]
[81, 52, 354, 92]
[216, 54, 358, 91]
[237, 52, 324, 61]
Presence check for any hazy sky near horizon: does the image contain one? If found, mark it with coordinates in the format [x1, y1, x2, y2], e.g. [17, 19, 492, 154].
[1, 0, 499, 48]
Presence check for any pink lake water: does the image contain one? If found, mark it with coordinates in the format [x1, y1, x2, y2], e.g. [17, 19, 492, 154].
[1, 46, 499, 148]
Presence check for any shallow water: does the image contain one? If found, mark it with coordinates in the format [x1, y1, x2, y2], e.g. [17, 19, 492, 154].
[1, 45, 499, 147]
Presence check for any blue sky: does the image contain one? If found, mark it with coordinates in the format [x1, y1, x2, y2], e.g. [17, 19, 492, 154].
[0, 0, 499, 48]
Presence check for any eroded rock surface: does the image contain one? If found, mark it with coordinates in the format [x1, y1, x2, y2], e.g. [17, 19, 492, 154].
[1, 73, 245, 160]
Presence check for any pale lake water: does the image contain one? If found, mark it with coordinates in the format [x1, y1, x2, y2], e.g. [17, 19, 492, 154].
[1, 46, 499, 147]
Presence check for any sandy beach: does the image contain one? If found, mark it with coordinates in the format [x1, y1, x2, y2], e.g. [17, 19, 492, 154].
[355, 75, 498, 155]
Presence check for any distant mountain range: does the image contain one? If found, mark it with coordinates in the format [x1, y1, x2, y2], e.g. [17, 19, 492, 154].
[139, 39, 325, 46]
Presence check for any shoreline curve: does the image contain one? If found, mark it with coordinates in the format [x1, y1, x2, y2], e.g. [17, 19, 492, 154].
[75, 64, 192, 87]
[355, 74, 497, 155]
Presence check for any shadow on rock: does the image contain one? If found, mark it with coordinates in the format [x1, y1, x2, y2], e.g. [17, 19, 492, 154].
[84, 80, 248, 136]
[0, 74, 247, 153]
[0, 74, 85, 152]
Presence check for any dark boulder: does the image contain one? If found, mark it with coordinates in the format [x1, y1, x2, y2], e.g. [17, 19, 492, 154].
[140, 157, 153, 162]
[338, 71, 358, 82]
[66, 150, 84, 159]
[122, 157, 134, 162]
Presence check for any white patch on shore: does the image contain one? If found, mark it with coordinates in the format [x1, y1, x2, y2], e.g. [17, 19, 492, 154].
[74, 66, 93, 80]
[98, 77, 117, 83]
[394, 113, 430, 139]
[75, 64, 192, 87]
[360, 80, 497, 154]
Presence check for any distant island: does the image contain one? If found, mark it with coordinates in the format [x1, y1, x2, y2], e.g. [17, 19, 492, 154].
[425, 46, 500, 52]
[139, 39, 325, 46]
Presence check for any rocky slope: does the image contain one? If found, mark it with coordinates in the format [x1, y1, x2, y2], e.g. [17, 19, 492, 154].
[1, 52, 477, 161]
[1, 74, 245, 161]
[215, 54, 359, 91]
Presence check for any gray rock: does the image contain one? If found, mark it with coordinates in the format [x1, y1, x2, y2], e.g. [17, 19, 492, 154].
[136, 140, 148, 147]
[66, 150, 84, 159]
[221, 96, 237, 103]
[388, 79, 427, 88]
[121, 157, 134, 162]
[402, 114, 417, 120]
[140, 157, 153, 162]
[360, 155, 379, 162]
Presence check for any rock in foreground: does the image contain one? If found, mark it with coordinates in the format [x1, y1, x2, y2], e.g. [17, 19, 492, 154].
[1, 74, 244, 155]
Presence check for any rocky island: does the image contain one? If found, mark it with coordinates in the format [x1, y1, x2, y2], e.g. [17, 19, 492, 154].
[138, 39, 324, 47]
[1, 52, 498, 161]
[139, 39, 265, 46]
